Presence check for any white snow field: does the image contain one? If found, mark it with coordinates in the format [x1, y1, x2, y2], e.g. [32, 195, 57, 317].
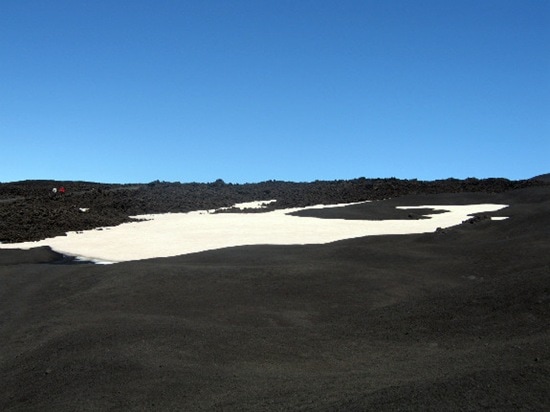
[0, 201, 508, 263]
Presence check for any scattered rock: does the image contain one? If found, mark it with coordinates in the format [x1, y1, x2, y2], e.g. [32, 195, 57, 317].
[463, 214, 490, 224]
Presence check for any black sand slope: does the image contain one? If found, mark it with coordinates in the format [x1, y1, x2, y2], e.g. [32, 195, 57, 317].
[0, 180, 549, 410]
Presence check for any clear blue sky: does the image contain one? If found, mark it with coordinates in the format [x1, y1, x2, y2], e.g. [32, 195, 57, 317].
[1, 0, 548, 183]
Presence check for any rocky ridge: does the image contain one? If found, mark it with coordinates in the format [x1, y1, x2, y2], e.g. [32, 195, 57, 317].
[0, 177, 546, 243]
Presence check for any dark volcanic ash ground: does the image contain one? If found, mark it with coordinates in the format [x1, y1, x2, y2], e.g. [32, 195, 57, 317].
[0, 176, 549, 411]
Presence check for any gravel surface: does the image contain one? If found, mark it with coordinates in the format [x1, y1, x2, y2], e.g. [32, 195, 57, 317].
[0, 176, 548, 411]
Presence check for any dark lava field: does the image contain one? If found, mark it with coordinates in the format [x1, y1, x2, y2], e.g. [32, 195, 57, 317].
[0, 176, 545, 243]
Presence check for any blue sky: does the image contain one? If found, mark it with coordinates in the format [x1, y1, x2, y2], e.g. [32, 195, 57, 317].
[1, 0, 548, 183]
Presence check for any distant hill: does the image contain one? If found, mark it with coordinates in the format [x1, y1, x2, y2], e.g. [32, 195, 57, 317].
[530, 173, 550, 182]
